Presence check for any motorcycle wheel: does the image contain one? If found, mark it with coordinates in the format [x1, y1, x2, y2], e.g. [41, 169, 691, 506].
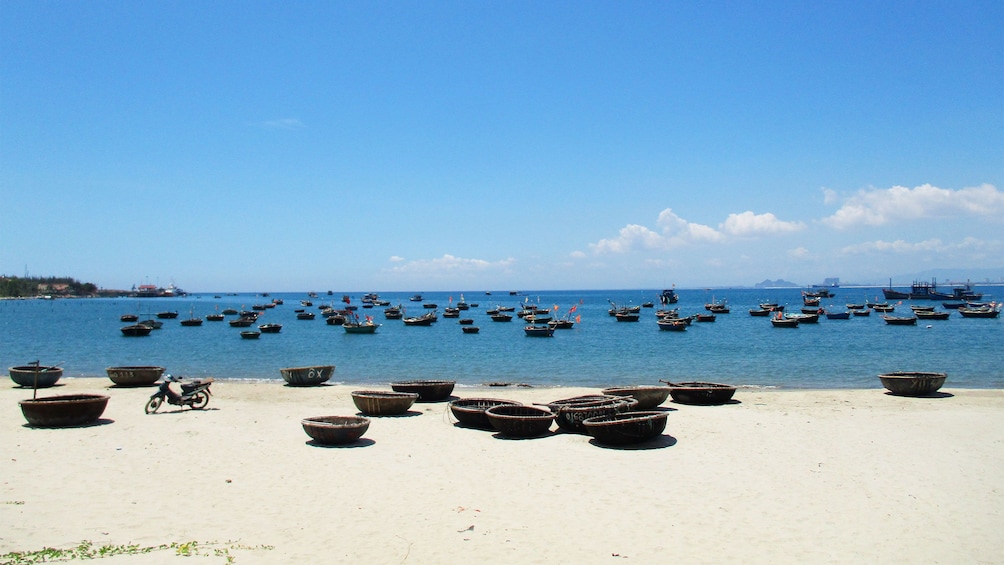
[144, 397, 163, 414]
[189, 391, 210, 410]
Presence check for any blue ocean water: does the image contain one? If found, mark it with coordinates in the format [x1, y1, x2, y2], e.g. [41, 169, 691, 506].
[1, 288, 1001, 389]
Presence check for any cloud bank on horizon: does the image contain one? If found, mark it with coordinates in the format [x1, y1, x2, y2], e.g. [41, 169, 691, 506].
[384, 183, 1003, 288]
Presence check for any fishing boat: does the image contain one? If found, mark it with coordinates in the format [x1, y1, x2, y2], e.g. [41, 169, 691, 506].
[343, 312, 380, 333]
[695, 313, 716, 322]
[883, 315, 918, 325]
[296, 311, 316, 320]
[156, 311, 179, 319]
[748, 308, 772, 316]
[786, 313, 819, 324]
[120, 313, 139, 322]
[659, 288, 679, 305]
[657, 318, 688, 331]
[121, 324, 153, 336]
[206, 312, 225, 321]
[771, 313, 799, 328]
[240, 330, 261, 339]
[915, 310, 950, 321]
[824, 310, 850, 320]
[403, 312, 437, 326]
[490, 313, 513, 322]
[881, 278, 910, 300]
[137, 319, 163, 330]
[614, 312, 640, 322]
[259, 323, 282, 333]
[523, 325, 555, 337]
[384, 305, 403, 319]
[958, 303, 1001, 318]
[180, 317, 203, 326]
[852, 308, 871, 317]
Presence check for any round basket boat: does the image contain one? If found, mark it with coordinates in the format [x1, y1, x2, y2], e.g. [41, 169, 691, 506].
[106, 366, 165, 387]
[390, 379, 456, 402]
[665, 381, 737, 405]
[301, 415, 370, 445]
[484, 405, 555, 438]
[351, 390, 419, 416]
[600, 386, 672, 410]
[449, 398, 522, 430]
[878, 372, 947, 396]
[280, 365, 334, 386]
[545, 394, 628, 410]
[583, 411, 669, 446]
[19, 394, 109, 428]
[550, 397, 638, 435]
[9, 366, 63, 388]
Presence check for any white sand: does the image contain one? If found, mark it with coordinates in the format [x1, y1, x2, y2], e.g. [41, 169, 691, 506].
[2, 379, 1002, 564]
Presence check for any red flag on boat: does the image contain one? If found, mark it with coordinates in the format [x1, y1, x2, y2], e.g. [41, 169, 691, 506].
[569, 305, 577, 313]
[343, 295, 351, 305]
[575, 314, 581, 323]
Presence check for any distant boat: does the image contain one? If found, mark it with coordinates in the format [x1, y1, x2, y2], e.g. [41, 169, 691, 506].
[343, 321, 379, 333]
[524, 325, 555, 337]
[958, 303, 1001, 318]
[657, 319, 688, 331]
[120, 314, 138, 322]
[462, 326, 480, 334]
[240, 330, 261, 339]
[659, 288, 679, 305]
[824, 311, 850, 320]
[121, 324, 153, 336]
[915, 310, 950, 321]
[490, 313, 513, 322]
[409, 294, 424, 302]
[259, 323, 282, 333]
[180, 317, 203, 326]
[771, 312, 798, 328]
[296, 311, 316, 320]
[883, 315, 918, 325]
[695, 313, 716, 322]
[403, 312, 437, 326]
[852, 308, 872, 317]
[156, 311, 179, 319]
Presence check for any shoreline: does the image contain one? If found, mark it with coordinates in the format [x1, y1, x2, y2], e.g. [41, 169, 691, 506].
[3, 380, 1003, 563]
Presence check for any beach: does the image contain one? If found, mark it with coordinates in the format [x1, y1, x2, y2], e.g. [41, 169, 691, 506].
[2, 379, 1002, 564]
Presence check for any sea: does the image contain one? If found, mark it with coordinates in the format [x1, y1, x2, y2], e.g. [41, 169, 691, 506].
[2, 287, 1001, 390]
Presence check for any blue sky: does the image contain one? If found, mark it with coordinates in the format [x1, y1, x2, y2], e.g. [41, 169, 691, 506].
[2, 1, 1002, 292]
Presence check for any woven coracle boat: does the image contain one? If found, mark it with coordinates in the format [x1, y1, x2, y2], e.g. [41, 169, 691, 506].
[662, 381, 737, 405]
[9, 366, 63, 388]
[449, 398, 521, 430]
[878, 372, 947, 396]
[583, 411, 669, 446]
[549, 397, 638, 434]
[301, 416, 370, 445]
[600, 386, 671, 410]
[280, 365, 334, 386]
[390, 379, 455, 402]
[106, 366, 164, 387]
[351, 391, 419, 416]
[484, 405, 555, 438]
[19, 394, 109, 428]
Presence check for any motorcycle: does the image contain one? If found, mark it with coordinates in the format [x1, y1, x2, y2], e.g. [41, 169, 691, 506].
[144, 375, 213, 414]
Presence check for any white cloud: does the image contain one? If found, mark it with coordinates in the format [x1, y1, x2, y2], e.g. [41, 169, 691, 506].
[589, 207, 800, 255]
[839, 237, 1001, 255]
[720, 211, 806, 237]
[385, 254, 515, 275]
[787, 246, 811, 259]
[822, 183, 1004, 229]
[388, 256, 405, 263]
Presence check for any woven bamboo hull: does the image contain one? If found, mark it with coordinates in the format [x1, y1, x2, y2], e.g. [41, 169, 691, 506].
[20, 394, 109, 427]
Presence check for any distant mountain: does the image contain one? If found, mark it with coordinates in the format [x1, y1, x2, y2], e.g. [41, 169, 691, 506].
[753, 279, 801, 288]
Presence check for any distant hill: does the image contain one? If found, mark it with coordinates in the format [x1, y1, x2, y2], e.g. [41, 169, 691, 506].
[753, 279, 801, 288]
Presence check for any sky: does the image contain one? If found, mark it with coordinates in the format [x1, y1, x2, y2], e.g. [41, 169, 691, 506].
[2, 1, 1002, 292]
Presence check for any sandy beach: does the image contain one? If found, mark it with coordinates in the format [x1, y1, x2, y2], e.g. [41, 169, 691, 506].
[2, 379, 1002, 564]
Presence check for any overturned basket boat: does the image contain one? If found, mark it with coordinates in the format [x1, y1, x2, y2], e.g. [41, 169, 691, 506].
[390, 379, 455, 402]
[280, 365, 334, 386]
[449, 398, 521, 430]
[600, 386, 671, 410]
[878, 372, 947, 396]
[583, 411, 669, 446]
[19, 394, 109, 428]
[106, 366, 164, 387]
[351, 390, 419, 416]
[545, 395, 638, 435]
[9, 365, 63, 388]
[301, 415, 370, 445]
[484, 405, 555, 438]
[661, 381, 737, 405]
